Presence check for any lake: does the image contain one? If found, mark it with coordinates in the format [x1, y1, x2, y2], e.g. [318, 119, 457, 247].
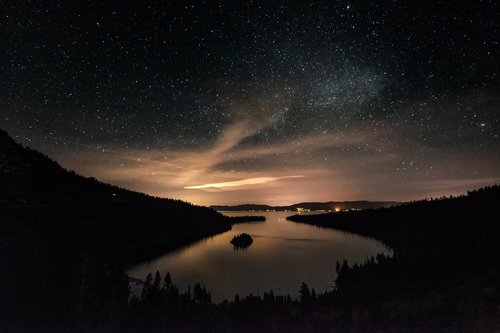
[126, 211, 391, 303]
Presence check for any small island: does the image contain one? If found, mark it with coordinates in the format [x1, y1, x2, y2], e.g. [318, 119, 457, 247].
[230, 233, 253, 247]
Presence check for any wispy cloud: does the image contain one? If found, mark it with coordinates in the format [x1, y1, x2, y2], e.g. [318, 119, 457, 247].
[185, 175, 304, 189]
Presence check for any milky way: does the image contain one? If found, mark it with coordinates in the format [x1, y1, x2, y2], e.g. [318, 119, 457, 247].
[1, 1, 499, 205]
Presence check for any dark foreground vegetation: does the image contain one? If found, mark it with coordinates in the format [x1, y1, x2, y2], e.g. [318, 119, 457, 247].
[1, 128, 500, 332]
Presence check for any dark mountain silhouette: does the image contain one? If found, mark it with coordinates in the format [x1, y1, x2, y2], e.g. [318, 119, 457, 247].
[0, 128, 134, 203]
[0, 128, 235, 330]
[0, 129, 189, 206]
[210, 200, 400, 211]
[0, 128, 239, 261]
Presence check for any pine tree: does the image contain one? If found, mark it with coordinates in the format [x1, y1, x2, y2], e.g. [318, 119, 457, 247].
[193, 283, 202, 303]
[163, 272, 172, 292]
[152, 270, 161, 294]
[141, 273, 153, 301]
[299, 282, 311, 304]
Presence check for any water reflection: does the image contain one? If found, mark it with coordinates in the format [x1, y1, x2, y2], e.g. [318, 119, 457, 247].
[127, 211, 391, 303]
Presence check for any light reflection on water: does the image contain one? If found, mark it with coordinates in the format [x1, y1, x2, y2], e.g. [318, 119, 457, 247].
[127, 211, 391, 303]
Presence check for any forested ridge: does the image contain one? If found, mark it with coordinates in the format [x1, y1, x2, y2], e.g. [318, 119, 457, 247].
[287, 185, 500, 331]
[0, 129, 233, 331]
[287, 185, 500, 286]
[1, 128, 499, 332]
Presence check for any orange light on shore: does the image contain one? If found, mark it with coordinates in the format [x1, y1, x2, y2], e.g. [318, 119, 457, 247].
[335, 208, 340, 212]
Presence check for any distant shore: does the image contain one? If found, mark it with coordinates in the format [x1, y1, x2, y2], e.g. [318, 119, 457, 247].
[211, 201, 400, 212]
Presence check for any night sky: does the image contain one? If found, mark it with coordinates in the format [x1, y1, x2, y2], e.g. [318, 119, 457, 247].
[2, 1, 499, 206]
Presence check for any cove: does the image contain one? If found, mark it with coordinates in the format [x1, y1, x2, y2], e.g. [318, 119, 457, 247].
[126, 211, 391, 303]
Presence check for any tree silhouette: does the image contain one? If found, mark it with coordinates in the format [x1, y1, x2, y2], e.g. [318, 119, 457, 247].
[163, 272, 172, 292]
[299, 282, 311, 305]
[140, 273, 152, 301]
[152, 271, 161, 293]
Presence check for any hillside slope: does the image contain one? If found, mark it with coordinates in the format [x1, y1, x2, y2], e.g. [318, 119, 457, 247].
[287, 185, 500, 331]
[0, 129, 233, 331]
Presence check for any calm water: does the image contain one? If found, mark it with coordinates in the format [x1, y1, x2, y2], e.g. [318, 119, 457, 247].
[127, 211, 391, 303]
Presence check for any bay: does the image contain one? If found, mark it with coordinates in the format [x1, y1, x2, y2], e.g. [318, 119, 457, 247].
[126, 211, 391, 303]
